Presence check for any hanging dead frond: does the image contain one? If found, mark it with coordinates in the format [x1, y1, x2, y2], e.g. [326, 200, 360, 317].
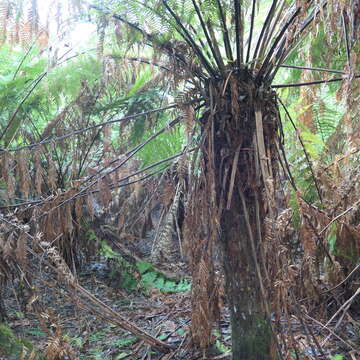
[2, 151, 16, 201]
[99, 176, 112, 208]
[15, 231, 28, 267]
[34, 146, 43, 195]
[47, 152, 57, 191]
[17, 151, 31, 199]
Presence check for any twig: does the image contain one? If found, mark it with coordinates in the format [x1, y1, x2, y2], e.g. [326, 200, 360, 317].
[320, 263, 360, 295]
[321, 287, 360, 347]
[304, 314, 355, 350]
[319, 198, 360, 235]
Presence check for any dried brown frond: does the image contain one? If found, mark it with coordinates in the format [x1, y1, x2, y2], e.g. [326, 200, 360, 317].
[41, 106, 70, 139]
[41, 194, 62, 240]
[191, 258, 213, 349]
[74, 196, 83, 226]
[336, 222, 360, 274]
[298, 71, 317, 133]
[34, 146, 43, 195]
[99, 176, 112, 208]
[86, 192, 95, 219]
[2, 152, 14, 200]
[160, 180, 175, 209]
[65, 202, 74, 236]
[45, 326, 76, 360]
[48, 152, 57, 191]
[103, 124, 112, 170]
[43, 241, 76, 286]
[177, 101, 195, 143]
[3, 231, 14, 259]
[15, 232, 28, 268]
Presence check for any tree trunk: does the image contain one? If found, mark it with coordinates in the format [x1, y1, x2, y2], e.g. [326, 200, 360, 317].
[222, 204, 271, 359]
[200, 73, 278, 358]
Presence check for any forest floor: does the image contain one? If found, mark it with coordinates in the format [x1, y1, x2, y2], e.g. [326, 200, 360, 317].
[1, 257, 358, 360]
[1, 257, 231, 360]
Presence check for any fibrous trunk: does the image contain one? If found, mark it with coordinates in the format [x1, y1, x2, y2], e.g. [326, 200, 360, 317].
[198, 70, 278, 359]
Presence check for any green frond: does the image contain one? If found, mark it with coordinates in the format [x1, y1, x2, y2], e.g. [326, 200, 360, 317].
[313, 90, 345, 142]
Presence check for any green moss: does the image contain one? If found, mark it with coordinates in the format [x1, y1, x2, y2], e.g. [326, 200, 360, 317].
[231, 315, 273, 360]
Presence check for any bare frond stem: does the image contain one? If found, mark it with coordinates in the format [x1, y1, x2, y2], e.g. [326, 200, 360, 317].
[246, 0, 257, 64]
[13, 41, 36, 80]
[189, 24, 216, 68]
[162, 0, 217, 77]
[0, 104, 180, 153]
[110, 55, 171, 71]
[216, 0, 233, 61]
[272, 74, 360, 88]
[260, 0, 287, 61]
[256, 6, 300, 84]
[252, 0, 278, 67]
[342, 10, 351, 68]
[191, 0, 225, 74]
[33, 116, 185, 217]
[279, 64, 345, 75]
[234, 0, 244, 68]
[31, 145, 197, 217]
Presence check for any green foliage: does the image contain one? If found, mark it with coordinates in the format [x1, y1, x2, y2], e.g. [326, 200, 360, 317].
[126, 67, 153, 97]
[136, 261, 153, 274]
[23, 329, 46, 337]
[140, 268, 190, 293]
[0, 323, 44, 360]
[47, 55, 101, 105]
[327, 223, 338, 255]
[215, 339, 231, 354]
[213, 330, 231, 355]
[115, 352, 130, 359]
[312, 88, 345, 142]
[112, 336, 138, 346]
[331, 355, 344, 360]
[100, 244, 190, 293]
[0, 45, 103, 149]
[86, 229, 99, 242]
[137, 117, 185, 169]
[100, 242, 122, 259]
[0, 45, 47, 147]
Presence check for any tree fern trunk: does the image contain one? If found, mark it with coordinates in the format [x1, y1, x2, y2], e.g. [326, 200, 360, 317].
[200, 72, 278, 359]
[222, 205, 271, 359]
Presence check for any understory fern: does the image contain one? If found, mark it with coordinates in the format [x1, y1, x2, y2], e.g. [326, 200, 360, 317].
[101, 242, 190, 293]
